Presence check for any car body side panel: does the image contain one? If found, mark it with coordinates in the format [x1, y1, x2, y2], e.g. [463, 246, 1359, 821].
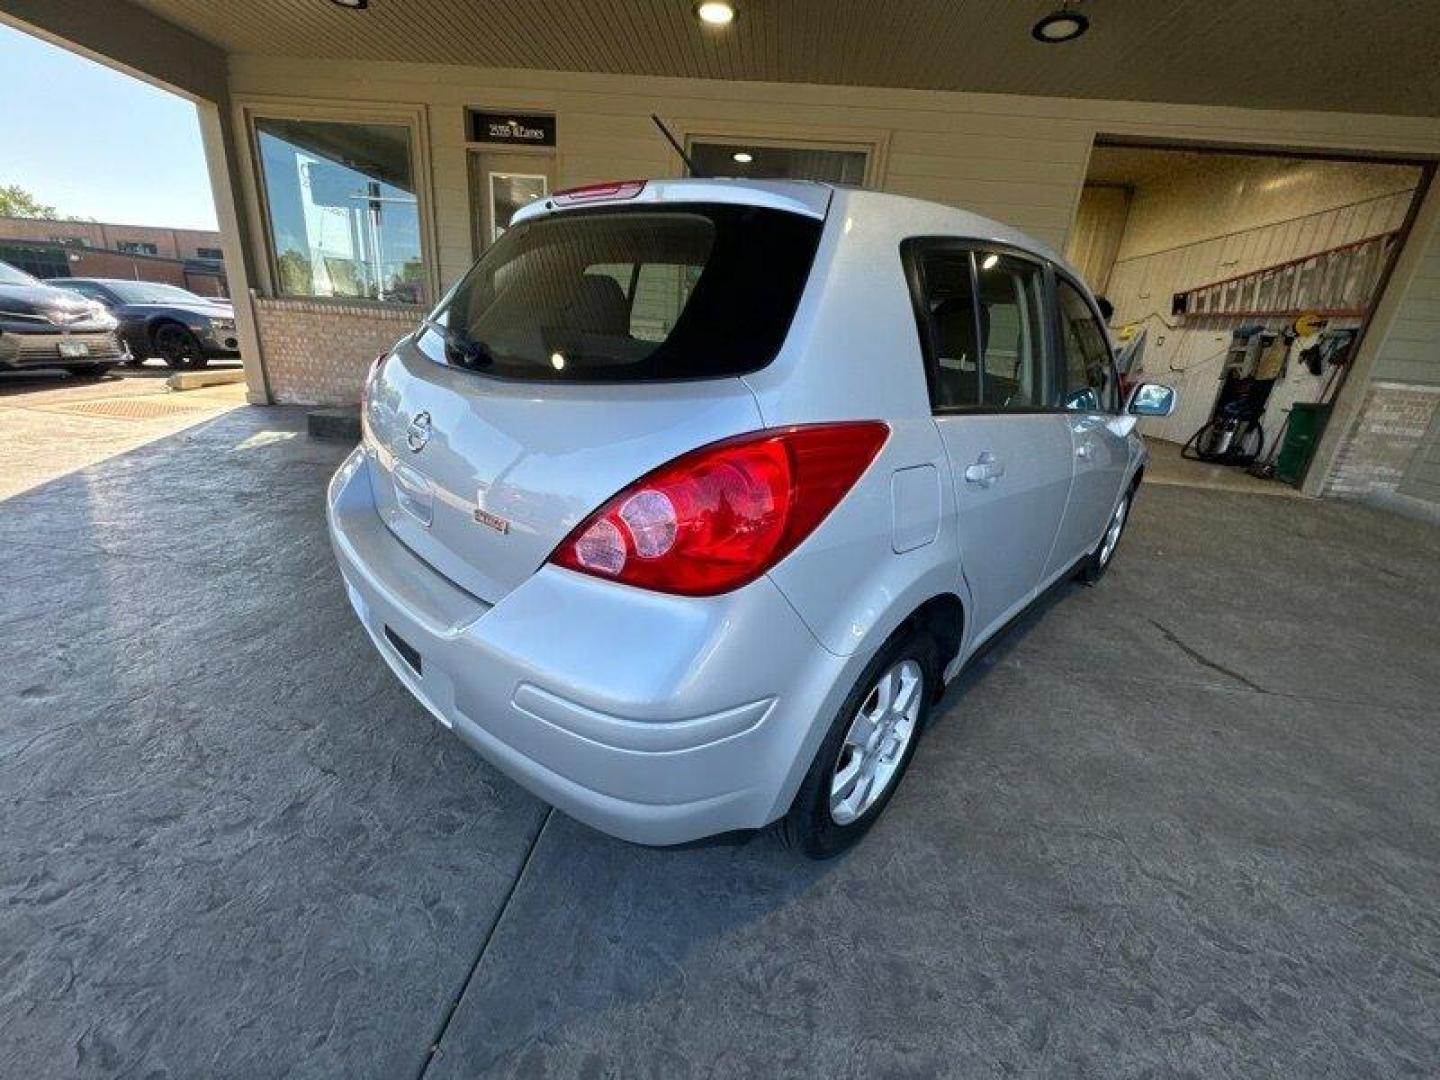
[743, 191, 968, 666]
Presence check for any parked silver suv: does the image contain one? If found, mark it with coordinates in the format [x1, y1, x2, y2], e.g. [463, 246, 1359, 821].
[327, 178, 1176, 857]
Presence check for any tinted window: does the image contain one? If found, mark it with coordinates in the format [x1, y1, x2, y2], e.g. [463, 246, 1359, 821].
[423, 204, 821, 382]
[108, 282, 206, 304]
[55, 281, 112, 304]
[915, 250, 980, 409]
[911, 246, 1049, 411]
[1058, 278, 1118, 412]
[0, 260, 39, 286]
[974, 252, 1046, 409]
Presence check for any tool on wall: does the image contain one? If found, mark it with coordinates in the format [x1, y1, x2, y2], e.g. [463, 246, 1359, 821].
[1182, 325, 1293, 466]
[1247, 327, 1356, 481]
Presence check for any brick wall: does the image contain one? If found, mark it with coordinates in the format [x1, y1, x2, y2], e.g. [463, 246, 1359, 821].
[253, 298, 423, 405]
[1324, 382, 1440, 500]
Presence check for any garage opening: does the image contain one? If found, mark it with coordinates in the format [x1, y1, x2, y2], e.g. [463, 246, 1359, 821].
[1067, 141, 1428, 492]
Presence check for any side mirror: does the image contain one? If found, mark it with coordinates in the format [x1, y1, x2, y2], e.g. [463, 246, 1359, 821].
[1127, 382, 1176, 418]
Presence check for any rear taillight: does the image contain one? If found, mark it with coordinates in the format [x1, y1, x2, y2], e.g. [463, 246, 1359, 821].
[549, 422, 889, 596]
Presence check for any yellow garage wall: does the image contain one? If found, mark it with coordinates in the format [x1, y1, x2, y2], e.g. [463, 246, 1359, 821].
[225, 55, 1440, 293]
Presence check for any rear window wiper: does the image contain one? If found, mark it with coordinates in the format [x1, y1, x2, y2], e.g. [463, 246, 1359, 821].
[424, 318, 494, 369]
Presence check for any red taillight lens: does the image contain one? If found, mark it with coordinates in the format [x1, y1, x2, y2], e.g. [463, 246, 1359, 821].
[552, 180, 646, 204]
[550, 422, 889, 596]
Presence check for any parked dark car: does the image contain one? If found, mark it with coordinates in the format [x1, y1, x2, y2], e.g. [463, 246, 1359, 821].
[45, 277, 239, 369]
[0, 260, 123, 376]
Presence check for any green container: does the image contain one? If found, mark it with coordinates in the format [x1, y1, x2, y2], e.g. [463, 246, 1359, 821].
[1274, 402, 1332, 486]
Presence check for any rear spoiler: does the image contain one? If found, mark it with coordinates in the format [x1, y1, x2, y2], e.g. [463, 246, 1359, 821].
[512, 178, 832, 227]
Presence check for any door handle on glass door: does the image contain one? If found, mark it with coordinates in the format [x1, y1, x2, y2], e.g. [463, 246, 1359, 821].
[1075, 443, 1094, 460]
[964, 452, 1005, 487]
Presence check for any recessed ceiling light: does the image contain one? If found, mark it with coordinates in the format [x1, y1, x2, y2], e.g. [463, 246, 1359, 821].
[731, 151, 753, 164]
[329, 0, 368, 8]
[1032, 4, 1088, 43]
[696, 2, 736, 27]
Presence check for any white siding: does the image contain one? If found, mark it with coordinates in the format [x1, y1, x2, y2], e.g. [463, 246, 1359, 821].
[1373, 230, 1440, 386]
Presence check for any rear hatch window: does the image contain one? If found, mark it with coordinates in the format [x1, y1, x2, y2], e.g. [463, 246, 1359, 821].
[418, 203, 823, 382]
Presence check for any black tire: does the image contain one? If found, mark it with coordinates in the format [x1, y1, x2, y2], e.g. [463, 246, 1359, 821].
[780, 628, 939, 859]
[1078, 486, 1134, 585]
[151, 323, 206, 370]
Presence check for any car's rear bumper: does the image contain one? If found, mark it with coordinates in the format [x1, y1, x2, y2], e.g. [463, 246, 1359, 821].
[327, 446, 848, 845]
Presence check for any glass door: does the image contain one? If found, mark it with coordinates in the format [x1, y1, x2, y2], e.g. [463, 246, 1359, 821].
[468, 150, 554, 257]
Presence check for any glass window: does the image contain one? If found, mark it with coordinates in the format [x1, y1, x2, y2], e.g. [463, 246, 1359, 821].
[0, 260, 38, 285]
[488, 173, 548, 243]
[255, 117, 427, 305]
[108, 282, 205, 304]
[911, 248, 1048, 411]
[117, 240, 159, 255]
[421, 204, 821, 382]
[689, 142, 867, 184]
[54, 281, 113, 304]
[1057, 278, 1118, 412]
[916, 250, 981, 410]
[974, 251, 1046, 409]
[196, 247, 224, 260]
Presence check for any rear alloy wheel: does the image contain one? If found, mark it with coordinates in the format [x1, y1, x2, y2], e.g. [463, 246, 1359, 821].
[152, 324, 207, 370]
[829, 658, 924, 825]
[781, 629, 937, 859]
[1079, 490, 1132, 585]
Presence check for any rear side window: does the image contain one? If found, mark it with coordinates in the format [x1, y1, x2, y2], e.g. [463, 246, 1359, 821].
[907, 244, 1049, 411]
[422, 204, 822, 381]
[1057, 278, 1119, 412]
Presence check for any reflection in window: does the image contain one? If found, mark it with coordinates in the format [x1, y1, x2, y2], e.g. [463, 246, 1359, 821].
[256, 118, 427, 305]
[489, 173, 547, 243]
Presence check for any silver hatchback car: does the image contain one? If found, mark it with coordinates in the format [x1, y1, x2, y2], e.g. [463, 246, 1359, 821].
[328, 178, 1176, 858]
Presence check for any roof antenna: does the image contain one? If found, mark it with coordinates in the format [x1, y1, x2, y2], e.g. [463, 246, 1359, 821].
[651, 114, 700, 177]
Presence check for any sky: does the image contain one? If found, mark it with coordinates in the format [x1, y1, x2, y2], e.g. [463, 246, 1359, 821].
[0, 21, 217, 230]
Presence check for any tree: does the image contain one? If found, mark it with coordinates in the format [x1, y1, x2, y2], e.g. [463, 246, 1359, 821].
[0, 184, 57, 220]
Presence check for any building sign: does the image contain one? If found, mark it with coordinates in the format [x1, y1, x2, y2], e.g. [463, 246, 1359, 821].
[467, 110, 556, 147]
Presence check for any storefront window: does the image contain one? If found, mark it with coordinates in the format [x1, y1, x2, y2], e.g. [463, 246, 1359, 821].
[255, 117, 428, 305]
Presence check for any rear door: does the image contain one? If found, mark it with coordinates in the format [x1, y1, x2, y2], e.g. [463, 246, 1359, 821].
[905, 241, 1075, 645]
[1050, 274, 1129, 569]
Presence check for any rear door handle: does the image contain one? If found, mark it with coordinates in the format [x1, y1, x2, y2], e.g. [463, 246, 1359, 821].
[964, 451, 1005, 487]
[1076, 443, 1094, 460]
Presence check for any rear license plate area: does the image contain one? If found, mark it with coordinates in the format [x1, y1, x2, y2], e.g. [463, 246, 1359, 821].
[384, 625, 422, 674]
[58, 341, 90, 358]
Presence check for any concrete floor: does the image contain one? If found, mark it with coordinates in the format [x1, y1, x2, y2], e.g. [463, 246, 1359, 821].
[0, 364, 246, 500]
[1142, 437, 1306, 499]
[2, 408, 1438, 1078]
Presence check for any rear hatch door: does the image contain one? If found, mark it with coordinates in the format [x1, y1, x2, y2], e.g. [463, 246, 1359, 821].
[363, 196, 825, 604]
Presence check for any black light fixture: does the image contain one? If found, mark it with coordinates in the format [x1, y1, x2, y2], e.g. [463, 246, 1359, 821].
[1031, 2, 1089, 43]
[330, 0, 368, 9]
